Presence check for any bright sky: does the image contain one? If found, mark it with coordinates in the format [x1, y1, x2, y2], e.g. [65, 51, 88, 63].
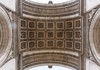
[29, 66, 72, 70]
[30, 0, 71, 4]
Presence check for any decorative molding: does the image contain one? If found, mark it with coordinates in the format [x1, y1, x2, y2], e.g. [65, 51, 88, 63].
[22, 0, 79, 17]
[22, 53, 79, 69]
[19, 18, 82, 52]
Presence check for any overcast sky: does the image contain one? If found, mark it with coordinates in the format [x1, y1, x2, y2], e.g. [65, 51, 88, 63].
[30, 0, 71, 3]
[29, 66, 72, 70]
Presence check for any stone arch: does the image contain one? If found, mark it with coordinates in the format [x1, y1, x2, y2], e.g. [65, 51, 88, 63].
[22, 52, 79, 70]
[0, 5, 12, 67]
[89, 8, 100, 64]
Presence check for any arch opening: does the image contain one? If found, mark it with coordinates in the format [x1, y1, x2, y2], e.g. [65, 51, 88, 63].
[29, 0, 71, 4]
[28, 66, 75, 70]
[24, 64, 77, 70]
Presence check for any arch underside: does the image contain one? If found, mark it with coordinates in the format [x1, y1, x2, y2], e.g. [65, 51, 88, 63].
[0, 4, 12, 67]
[19, 0, 83, 70]
[89, 7, 100, 65]
[1, 0, 100, 70]
[22, 53, 79, 70]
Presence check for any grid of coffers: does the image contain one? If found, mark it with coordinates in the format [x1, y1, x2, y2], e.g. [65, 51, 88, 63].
[20, 19, 82, 52]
